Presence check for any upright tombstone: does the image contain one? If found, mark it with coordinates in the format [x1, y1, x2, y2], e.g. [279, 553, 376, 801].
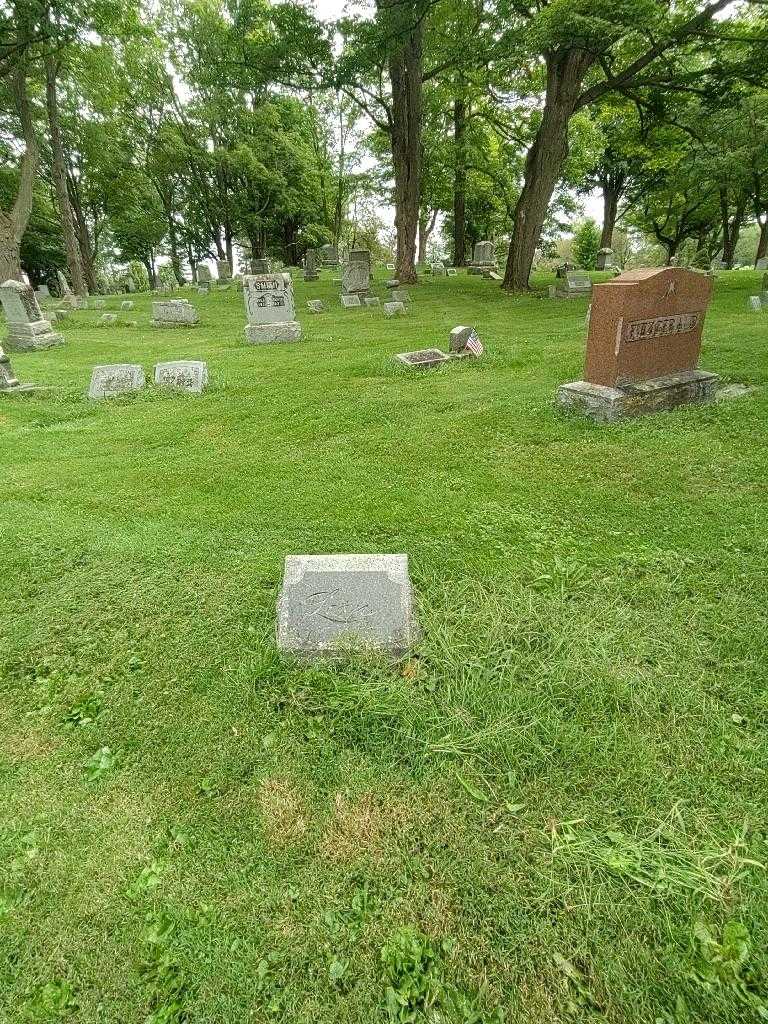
[383, 301, 406, 317]
[596, 248, 615, 271]
[319, 244, 339, 268]
[56, 269, 72, 298]
[35, 284, 50, 301]
[468, 240, 495, 274]
[250, 258, 271, 275]
[0, 280, 64, 351]
[303, 249, 319, 281]
[448, 326, 484, 358]
[342, 252, 371, 296]
[276, 554, 419, 658]
[88, 364, 145, 400]
[216, 259, 232, 282]
[756, 257, 768, 271]
[748, 295, 762, 312]
[151, 299, 199, 327]
[154, 360, 208, 393]
[0, 345, 40, 394]
[243, 272, 301, 343]
[121, 300, 134, 311]
[197, 265, 212, 285]
[557, 268, 718, 421]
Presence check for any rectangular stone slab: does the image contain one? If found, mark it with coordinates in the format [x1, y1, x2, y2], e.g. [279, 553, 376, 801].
[556, 370, 719, 422]
[154, 360, 208, 392]
[395, 348, 449, 368]
[276, 554, 418, 657]
[88, 364, 145, 399]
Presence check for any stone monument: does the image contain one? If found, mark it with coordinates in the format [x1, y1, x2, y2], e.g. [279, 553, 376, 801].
[276, 554, 419, 658]
[303, 249, 319, 281]
[250, 258, 271, 275]
[154, 360, 208, 393]
[243, 272, 301, 343]
[319, 244, 339, 268]
[556, 268, 718, 421]
[0, 280, 64, 351]
[151, 299, 199, 327]
[88, 364, 145, 400]
[467, 240, 495, 275]
[197, 265, 212, 285]
[383, 301, 406, 317]
[342, 253, 371, 296]
[307, 299, 325, 313]
[0, 345, 40, 394]
[216, 259, 232, 281]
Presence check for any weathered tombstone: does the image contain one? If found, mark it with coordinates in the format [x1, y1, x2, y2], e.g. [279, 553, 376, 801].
[364, 297, 381, 307]
[99, 313, 118, 325]
[487, 271, 502, 281]
[276, 554, 419, 658]
[216, 259, 232, 281]
[250, 258, 271, 275]
[467, 240, 495, 274]
[342, 258, 370, 296]
[383, 301, 406, 317]
[319, 244, 339, 268]
[596, 248, 614, 271]
[197, 286, 209, 296]
[448, 326, 483, 358]
[341, 293, 362, 309]
[307, 299, 325, 313]
[391, 289, 410, 303]
[34, 284, 50, 301]
[395, 348, 449, 369]
[446, 267, 458, 277]
[121, 300, 134, 310]
[56, 269, 72, 297]
[551, 271, 592, 299]
[126, 277, 136, 293]
[197, 265, 212, 285]
[385, 279, 400, 289]
[303, 249, 319, 281]
[756, 257, 768, 271]
[0, 280, 64, 351]
[431, 264, 446, 277]
[243, 272, 301, 343]
[748, 295, 762, 312]
[154, 360, 208, 393]
[93, 298, 106, 309]
[556, 268, 718, 421]
[0, 345, 40, 394]
[88, 363, 145, 399]
[151, 299, 199, 327]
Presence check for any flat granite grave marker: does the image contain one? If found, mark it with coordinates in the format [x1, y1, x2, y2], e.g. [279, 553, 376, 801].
[93, 298, 106, 309]
[307, 299, 325, 313]
[341, 293, 362, 308]
[154, 360, 208, 393]
[99, 313, 118, 325]
[557, 268, 717, 421]
[446, 267, 457, 277]
[151, 299, 199, 327]
[391, 289, 410, 303]
[386, 263, 396, 271]
[0, 280, 64, 351]
[364, 297, 380, 307]
[88, 363, 145, 400]
[276, 553, 418, 658]
[383, 301, 406, 317]
[243, 273, 301, 343]
[395, 348, 449, 369]
[121, 300, 134, 310]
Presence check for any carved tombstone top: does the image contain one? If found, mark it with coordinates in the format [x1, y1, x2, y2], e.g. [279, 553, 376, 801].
[0, 279, 45, 324]
[583, 268, 714, 388]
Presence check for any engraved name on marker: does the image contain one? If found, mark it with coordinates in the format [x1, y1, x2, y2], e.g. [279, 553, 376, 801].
[625, 313, 699, 343]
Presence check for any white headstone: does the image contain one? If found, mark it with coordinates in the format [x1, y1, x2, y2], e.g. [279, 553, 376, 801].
[154, 360, 208, 393]
[0, 280, 64, 351]
[151, 299, 199, 327]
[121, 300, 134, 310]
[243, 273, 301, 343]
[341, 293, 362, 309]
[276, 554, 419, 657]
[88, 363, 145, 399]
[383, 301, 406, 317]
[748, 295, 762, 312]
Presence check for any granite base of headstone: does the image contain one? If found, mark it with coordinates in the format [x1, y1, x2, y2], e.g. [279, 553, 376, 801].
[151, 299, 199, 327]
[88, 364, 145, 400]
[556, 268, 718, 422]
[0, 280, 65, 351]
[276, 554, 418, 658]
[154, 360, 208, 393]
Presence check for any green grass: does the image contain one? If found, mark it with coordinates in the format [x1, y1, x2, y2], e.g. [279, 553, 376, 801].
[1, 269, 767, 1023]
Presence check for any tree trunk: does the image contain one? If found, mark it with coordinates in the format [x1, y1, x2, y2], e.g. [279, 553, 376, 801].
[453, 96, 467, 266]
[755, 217, 768, 265]
[599, 176, 623, 250]
[167, 215, 184, 285]
[380, 0, 424, 285]
[418, 208, 438, 264]
[68, 180, 96, 293]
[0, 66, 39, 282]
[45, 55, 87, 295]
[503, 50, 594, 292]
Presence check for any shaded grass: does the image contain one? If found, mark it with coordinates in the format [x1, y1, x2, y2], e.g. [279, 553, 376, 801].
[1, 269, 767, 1022]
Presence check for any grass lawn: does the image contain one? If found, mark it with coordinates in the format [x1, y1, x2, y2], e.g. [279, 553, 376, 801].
[1, 269, 767, 1023]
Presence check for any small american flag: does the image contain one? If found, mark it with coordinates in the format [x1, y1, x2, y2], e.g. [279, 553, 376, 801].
[466, 330, 484, 357]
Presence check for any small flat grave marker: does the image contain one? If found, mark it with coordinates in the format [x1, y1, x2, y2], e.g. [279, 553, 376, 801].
[152, 299, 199, 327]
[307, 299, 325, 313]
[383, 301, 406, 317]
[395, 348, 449, 369]
[446, 267, 457, 276]
[88, 363, 145, 400]
[748, 295, 762, 312]
[99, 313, 118, 325]
[154, 360, 208, 393]
[364, 297, 381, 307]
[93, 298, 106, 309]
[121, 300, 134, 310]
[276, 553, 418, 658]
[341, 293, 362, 308]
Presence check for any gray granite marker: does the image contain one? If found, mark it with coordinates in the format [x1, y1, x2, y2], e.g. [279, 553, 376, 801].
[154, 360, 208, 393]
[276, 554, 419, 657]
[88, 364, 145, 399]
[0, 280, 64, 351]
[243, 273, 301, 342]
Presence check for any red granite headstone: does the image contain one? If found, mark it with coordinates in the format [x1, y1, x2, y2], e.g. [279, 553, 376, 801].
[584, 268, 713, 388]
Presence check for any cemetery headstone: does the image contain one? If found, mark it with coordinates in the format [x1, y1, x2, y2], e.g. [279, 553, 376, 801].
[341, 293, 362, 308]
[151, 299, 199, 327]
[0, 345, 40, 394]
[431, 264, 446, 277]
[391, 289, 410, 303]
[0, 280, 64, 351]
[99, 313, 118, 325]
[276, 553, 419, 658]
[126, 277, 136, 293]
[88, 363, 145, 399]
[551, 271, 592, 299]
[468, 240, 495, 274]
[386, 263, 396, 271]
[395, 348, 449, 369]
[154, 360, 208, 393]
[364, 297, 381, 307]
[197, 265, 212, 285]
[197, 286, 209, 296]
[556, 268, 718, 421]
[216, 259, 232, 281]
[446, 267, 457, 277]
[756, 257, 768, 271]
[56, 269, 71, 297]
[596, 248, 615, 271]
[307, 299, 325, 313]
[342, 258, 371, 296]
[448, 326, 484, 358]
[34, 284, 50, 301]
[93, 298, 106, 309]
[385, 279, 400, 289]
[748, 295, 762, 312]
[250, 258, 271, 275]
[319, 244, 339, 268]
[243, 272, 301, 343]
[121, 300, 134, 310]
[383, 301, 406, 317]
[303, 249, 319, 281]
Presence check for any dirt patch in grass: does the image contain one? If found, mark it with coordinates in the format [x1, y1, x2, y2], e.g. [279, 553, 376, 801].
[1, 725, 59, 764]
[258, 776, 309, 846]
[319, 791, 415, 865]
